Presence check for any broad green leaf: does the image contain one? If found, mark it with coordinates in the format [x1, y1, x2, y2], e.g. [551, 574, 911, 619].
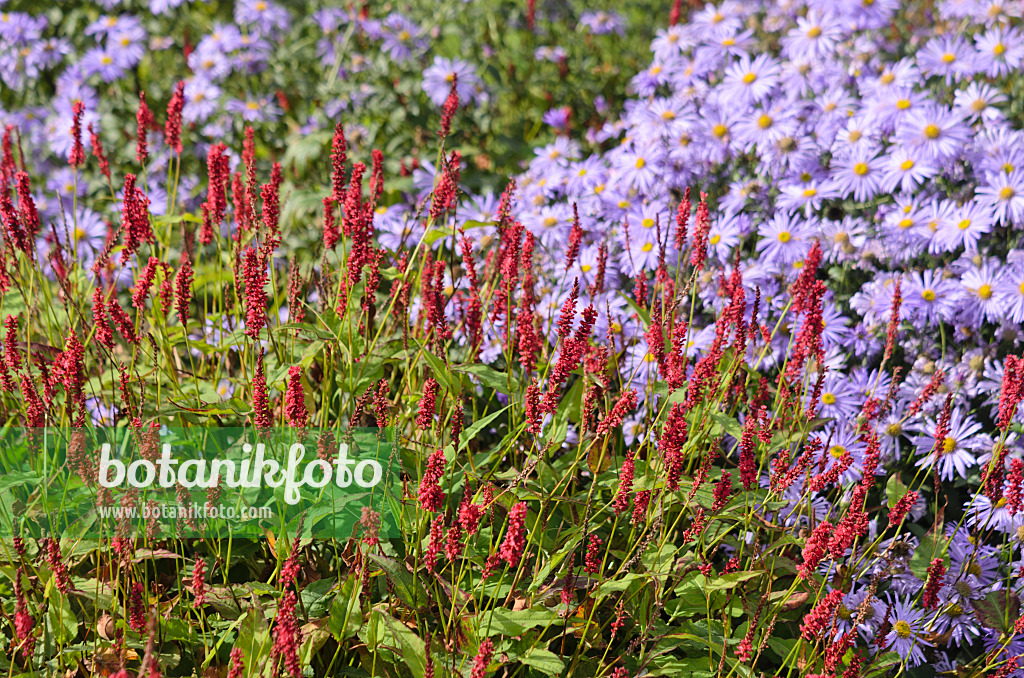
[886, 474, 908, 509]
[329, 575, 363, 640]
[365, 553, 431, 608]
[459, 405, 510, 451]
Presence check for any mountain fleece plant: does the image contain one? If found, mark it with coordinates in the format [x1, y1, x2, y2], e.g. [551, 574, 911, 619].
[2, 1, 1024, 677]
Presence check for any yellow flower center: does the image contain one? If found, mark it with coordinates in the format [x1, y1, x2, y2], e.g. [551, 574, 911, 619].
[829, 445, 846, 458]
[777, 231, 791, 243]
[710, 234, 721, 245]
[581, 264, 592, 273]
[661, 110, 676, 120]
[886, 423, 902, 436]
[978, 284, 993, 299]
[971, 99, 987, 112]
[848, 130, 862, 142]
[246, 101, 259, 110]
[854, 163, 869, 176]
[900, 159, 915, 171]
[721, 37, 735, 47]
[398, 30, 410, 41]
[712, 124, 728, 138]
[921, 289, 936, 301]
[757, 114, 773, 129]
[999, 186, 1016, 200]
[542, 217, 558, 227]
[577, 168, 587, 177]
[942, 436, 956, 454]
[101, 55, 113, 65]
[822, 393, 836, 405]
[635, 157, 646, 169]
[881, 72, 895, 84]
[742, 72, 757, 84]
[895, 621, 911, 638]
[650, 65, 662, 75]
[803, 187, 817, 198]
[896, 99, 911, 110]
[641, 218, 655, 228]
[594, 184, 605, 194]
[898, 218, 914, 229]
[924, 124, 941, 139]
[958, 219, 971, 230]
[994, 43, 1006, 55]
[256, 1, 267, 9]
[807, 26, 822, 38]
[942, 52, 956, 64]
[641, 242, 654, 252]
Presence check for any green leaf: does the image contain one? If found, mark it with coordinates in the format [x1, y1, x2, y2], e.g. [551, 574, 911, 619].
[477, 607, 559, 636]
[453, 363, 518, 394]
[886, 474, 908, 509]
[365, 553, 431, 609]
[459, 405, 510, 451]
[358, 608, 427, 678]
[519, 648, 565, 673]
[47, 589, 79, 645]
[702, 570, 762, 592]
[329, 576, 363, 641]
[621, 292, 651, 328]
[418, 345, 460, 396]
[710, 413, 743, 440]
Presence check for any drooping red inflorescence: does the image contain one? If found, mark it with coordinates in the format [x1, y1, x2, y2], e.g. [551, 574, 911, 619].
[252, 349, 272, 434]
[417, 377, 440, 430]
[997, 354, 1024, 430]
[174, 255, 194, 326]
[798, 520, 833, 580]
[132, 257, 160, 309]
[499, 502, 528, 567]
[922, 557, 946, 610]
[14, 568, 35, 657]
[284, 366, 308, 429]
[675, 187, 691, 250]
[45, 537, 70, 593]
[418, 449, 447, 512]
[471, 638, 494, 678]
[565, 203, 584, 272]
[889, 490, 919, 527]
[596, 389, 638, 437]
[88, 122, 110, 179]
[165, 81, 186, 154]
[799, 588, 844, 641]
[614, 449, 635, 515]
[584, 535, 603, 574]
[201, 143, 230, 244]
[273, 590, 302, 678]
[424, 515, 444, 572]
[69, 100, 86, 168]
[1007, 458, 1024, 515]
[242, 246, 268, 340]
[121, 174, 154, 262]
[439, 74, 458, 138]
[136, 91, 154, 165]
[330, 122, 347, 201]
[429, 151, 461, 221]
[883, 276, 902, 363]
[689, 192, 711, 270]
